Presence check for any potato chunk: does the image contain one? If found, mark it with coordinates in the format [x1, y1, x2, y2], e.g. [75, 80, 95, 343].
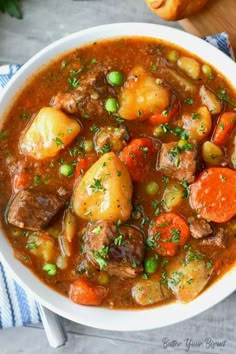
[163, 183, 185, 210]
[132, 280, 166, 306]
[27, 233, 55, 262]
[72, 152, 132, 221]
[167, 251, 213, 303]
[183, 106, 212, 141]
[202, 141, 223, 165]
[177, 56, 200, 80]
[20, 107, 81, 159]
[118, 66, 170, 120]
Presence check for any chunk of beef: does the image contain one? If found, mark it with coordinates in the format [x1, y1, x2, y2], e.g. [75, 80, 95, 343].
[200, 228, 227, 248]
[94, 126, 129, 153]
[158, 142, 197, 182]
[85, 221, 144, 278]
[190, 218, 213, 239]
[7, 189, 64, 231]
[51, 67, 113, 117]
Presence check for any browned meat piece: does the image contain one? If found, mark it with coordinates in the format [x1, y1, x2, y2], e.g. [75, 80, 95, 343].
[158, 142, 197, 182]
[84, 221, 144, 278]
[190, 218, 213, 239]
[7, 189, 64, 231]
[200, 228, 227, 248]
[94, 126, 129, 153]
[51, 67, 114, 117]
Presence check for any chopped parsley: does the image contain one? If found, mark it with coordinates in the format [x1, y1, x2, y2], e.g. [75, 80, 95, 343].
[68, 77, 80, 89]
[26, 242, 38, 249]
[54, 137, 64, 147]
[184, 98, 194, 105]
[20, 113, 30, 120]
[206, 261, 213, 269]
[92, 251, 107, 270]
[217, 90, 236, 108]
[191, 112, 201, 120]
[114, 234, 125, 246]
[91, 226, 102, 235]
[97, 143, 112, 154]
[89, 178, 105, 193]
[170, 228, 180, 242]
[90, 125, 100, 132]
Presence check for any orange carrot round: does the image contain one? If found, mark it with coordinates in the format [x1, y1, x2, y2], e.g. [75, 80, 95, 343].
[69, 279, 109, 306]
[119, 137, 156, 182]
[189, 167, 236, 223]
[212, 112, 236, 146]
[148, 212, 190, 256]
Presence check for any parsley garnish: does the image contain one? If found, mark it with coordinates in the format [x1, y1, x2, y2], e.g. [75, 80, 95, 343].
[97, 143, 112, 154]
[68, 77, 79, 89]
[92, 251, 107, 270]
[89, 178, 105, 193]
[91, 226, 102, 235]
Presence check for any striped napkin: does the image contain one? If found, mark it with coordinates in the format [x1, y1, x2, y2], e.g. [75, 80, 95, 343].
[0, 32, 234, 329]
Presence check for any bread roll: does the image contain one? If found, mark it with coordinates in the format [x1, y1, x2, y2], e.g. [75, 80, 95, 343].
[145, 0, 209, 21]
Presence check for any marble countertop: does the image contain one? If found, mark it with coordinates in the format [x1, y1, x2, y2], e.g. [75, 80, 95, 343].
[0, 1, 235, 353]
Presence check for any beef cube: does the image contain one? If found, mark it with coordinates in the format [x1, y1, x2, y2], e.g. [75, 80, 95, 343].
[200, 228, 227, 248]
[158, 142, 197, 182]
[85, 221, 144, 278]
[7, 189, 64, 231]
[190, 218, 213, 239]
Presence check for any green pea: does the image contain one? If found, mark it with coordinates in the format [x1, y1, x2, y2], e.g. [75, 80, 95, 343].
[105, 98, 119, 113]
[145, 181, 159, 195]
[83, 139, 94, 152]
[144, 257, 158, 274]
[178, 139, 188, 149]
[153, 126, 163, 137]
[43, 263, 57, 276]
[166, 50, 179, 63]
[59, 164, 74, 177]
[202, 64, 213, 78]
[107, 71, 124, 86]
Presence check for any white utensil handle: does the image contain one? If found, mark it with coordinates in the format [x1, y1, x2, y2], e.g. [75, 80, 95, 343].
[38, 304, 67, 348]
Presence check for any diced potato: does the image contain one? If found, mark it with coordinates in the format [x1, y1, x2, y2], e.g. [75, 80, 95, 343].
[27, 233, 55, 262]
[59, 210, 77, 257]
[72, 152, 132, 222]
[166, 50, 179, 63]
[183, 106, 212, 141]
[199, 86, 222, 114]
[167, 251, 213, 303]
[163, 183, 185, 210]
[118, 66, 170, 120]
[20, 107, 81, 159]
[177, 56, 200, 80]
[164, 69, 197, 96]
[132, 279, 169, 306]
[202, 141, 223, 165]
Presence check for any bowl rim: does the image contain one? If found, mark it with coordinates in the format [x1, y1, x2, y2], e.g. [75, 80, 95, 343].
[0, 22, 236, 331]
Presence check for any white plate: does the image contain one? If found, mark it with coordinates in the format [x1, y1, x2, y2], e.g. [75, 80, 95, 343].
[0, 23, 236, 331]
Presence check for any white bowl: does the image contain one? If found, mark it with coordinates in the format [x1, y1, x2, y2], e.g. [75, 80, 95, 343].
[0, 23, 236, 331]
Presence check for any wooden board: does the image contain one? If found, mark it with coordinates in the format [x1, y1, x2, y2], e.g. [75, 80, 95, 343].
[180, 0, 236, 55]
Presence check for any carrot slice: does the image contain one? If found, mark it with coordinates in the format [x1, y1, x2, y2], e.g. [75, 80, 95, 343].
[148, 103, 179, 125]
[74, 153, 97, 180]
[189, 167, 236, 223]
[69, 279, 109, 306]
[212, 112, 236, 146]
[148, 212, 190, 256]
[119, 138, 156, 182]
[13, 172, 31, 191]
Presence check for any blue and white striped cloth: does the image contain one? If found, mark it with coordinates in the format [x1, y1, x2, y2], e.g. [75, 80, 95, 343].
[0, 32, 234, 329]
